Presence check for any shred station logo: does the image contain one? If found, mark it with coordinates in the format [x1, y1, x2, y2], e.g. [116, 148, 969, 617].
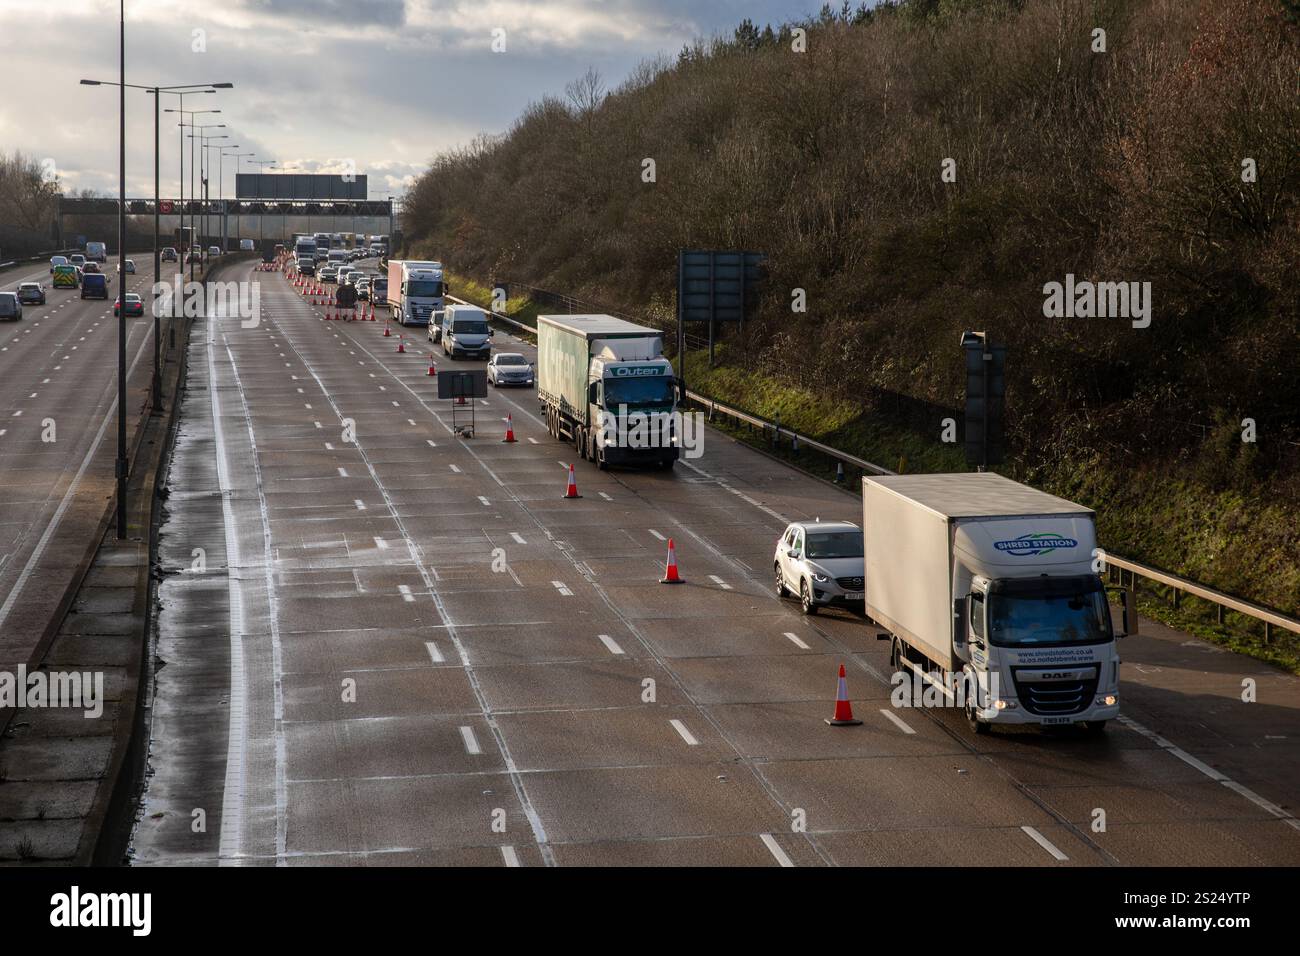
[994, 533, 1079, 556]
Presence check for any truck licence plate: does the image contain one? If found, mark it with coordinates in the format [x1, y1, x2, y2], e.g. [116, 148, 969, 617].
[845, 592, 864, 601]
[1040, 716, 1073, 725]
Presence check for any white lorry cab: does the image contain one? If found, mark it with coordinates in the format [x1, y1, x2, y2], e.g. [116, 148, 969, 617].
[864, 473, 1133, 735]
[387, 260, 444, 327]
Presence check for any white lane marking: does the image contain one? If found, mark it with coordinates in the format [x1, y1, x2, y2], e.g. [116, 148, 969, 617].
[425, 641, 444, 664]
[477, 495, 490, 506]
[551, 580, 572, 597]
[510, 532, 526, 544]
[879, 709, 916, 734]
[354, 499, 366, 510]
[1021, 826, 1069, 862]
[784, 631, 811, 650]
[669, 718, 699, 746]
[426, 439, 438, 448]
[709, 574, 732, 590]
[500, 846, 520, 867]
[407, 418, 416, 426]
[399, 585, 415, 602]
[337, 467, 349, 477]
[324, 442, 334, 450]
[526, 437, 538, 444]
[11, 410, 21, 417]
[597, 633, 625, 655]
[373, 536, 389, 550]
[217, 329, 289, 867]
[449, 463, 461, 473]
[1118, 715, 1300, 830]
[760, 833, 795, 867]
[648, 529, 666, 541]
[459, 726, 482, 755]
[304, 403, 312, 409]
[391, 401, 400, 407]
[598, 491, 613, 501]
[314, 421, 322, 429]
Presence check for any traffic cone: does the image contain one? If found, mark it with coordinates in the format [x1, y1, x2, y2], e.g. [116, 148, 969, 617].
[383, 322, 391, 337]
[455, 395, 467, 406]
[397, 336, 405, 353]
[502, 414, 516, 443]
[427, 355, 436, 376]
[325, 306, 332, 320]
[563, 464, 582, 499]
[660, 538, 682, 583]
[825, 664, 863, 726]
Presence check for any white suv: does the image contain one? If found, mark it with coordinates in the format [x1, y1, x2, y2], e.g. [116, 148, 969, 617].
[774, 520, 865, 615]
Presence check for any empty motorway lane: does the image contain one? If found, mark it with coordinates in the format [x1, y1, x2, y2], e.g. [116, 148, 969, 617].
[130, 259, 1300, 866]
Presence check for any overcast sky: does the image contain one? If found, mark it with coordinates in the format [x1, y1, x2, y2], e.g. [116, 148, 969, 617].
[1, 0, 838, 202]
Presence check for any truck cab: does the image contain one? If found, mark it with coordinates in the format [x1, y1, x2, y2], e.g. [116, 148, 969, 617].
[389, 260, 443, 327]
[953, 518, 1122, 734]
[587, 352, 679, 469]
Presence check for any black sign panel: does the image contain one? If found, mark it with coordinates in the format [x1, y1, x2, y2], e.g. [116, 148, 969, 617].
[235, 173, 368, 201]
[963, 340, 1006, 467]
[436, 370, 488, 400]
[677, 250, 765, 324]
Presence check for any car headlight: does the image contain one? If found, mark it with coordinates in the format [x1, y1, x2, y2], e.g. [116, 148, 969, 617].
[811, 572, 830, 583]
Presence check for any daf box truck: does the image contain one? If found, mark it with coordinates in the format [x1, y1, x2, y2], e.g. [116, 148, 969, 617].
[387, 260, 444, 327]
[863, 473, 1134, 735]
[537, 314, 681, 470]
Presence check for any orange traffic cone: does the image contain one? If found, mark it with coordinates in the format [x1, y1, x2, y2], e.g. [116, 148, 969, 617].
[502, 414, 516, 443]
[325, 306, 333, 320]
[383, 322, 391, 337]
[455, 395, 467, 406]
[397, 336, 405, 353]
[660, 538, 683, 584]
[563, 464, 582, 499]
[825, 664, 863, 726]
[427, 354, 436, 376]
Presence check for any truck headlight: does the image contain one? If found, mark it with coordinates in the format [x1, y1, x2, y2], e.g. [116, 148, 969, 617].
[1096, 694, 1117, 706]
[993, 699, 1016, 710]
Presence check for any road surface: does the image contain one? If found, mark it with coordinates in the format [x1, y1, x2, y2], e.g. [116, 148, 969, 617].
[130, 259, 1300, 866]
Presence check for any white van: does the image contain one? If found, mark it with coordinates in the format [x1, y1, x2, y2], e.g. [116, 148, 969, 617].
[239, 238, 255, 252]
[440, 304, 492, 359]
[85, 241, 107, 263]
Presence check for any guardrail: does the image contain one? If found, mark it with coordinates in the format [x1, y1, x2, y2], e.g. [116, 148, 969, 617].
[460, 294, 1300, 646]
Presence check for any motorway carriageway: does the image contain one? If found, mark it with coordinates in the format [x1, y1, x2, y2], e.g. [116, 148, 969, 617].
[130, 258, 1300, 866]
[0, 257, 162, 671]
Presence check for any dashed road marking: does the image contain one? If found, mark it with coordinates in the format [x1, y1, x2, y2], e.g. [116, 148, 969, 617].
[784, 631, 811, 650]
[449, 464, 461, 473]
[500, 846, 520, 867]
[510, 532, 525, 544]
[478, 495, 490, 506]
[597, 633, 625, 655]
[669, 719, 699, 746]
[709, 574, 732, 590]
[648, 529, 666, 541]
[879, 709, 916, 734]
[1021, 826, 1069, 861]
[354, 499, 366, 510]
[760, 833, 795, 867]
[551, 581, 572, 597]
[425, 641, 444, 664]
[459, 726, 482, 755]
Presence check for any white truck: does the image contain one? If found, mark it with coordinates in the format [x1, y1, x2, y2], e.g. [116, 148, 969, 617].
[387, 259, 444, 327]
[537, 314, 681, 470]
[863, 473, 1133, 735]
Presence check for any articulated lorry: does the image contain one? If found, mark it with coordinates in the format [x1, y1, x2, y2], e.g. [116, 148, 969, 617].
[863, 473, 1134, 735]
[537, 314, 681, 470]
[387, 259, 444, 327]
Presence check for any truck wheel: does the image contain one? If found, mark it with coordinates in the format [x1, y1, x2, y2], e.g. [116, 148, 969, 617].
[1084, 720, 1108, 735]
[965, 697, 990, 735]
[774, 564, 789, 598]
[799, 580, 818, 616]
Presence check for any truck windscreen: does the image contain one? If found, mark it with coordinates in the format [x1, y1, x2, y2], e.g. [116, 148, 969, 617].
[605, 376, 674, 409]
[988, 587, 1111, 647]
[407, 280, 443, 296]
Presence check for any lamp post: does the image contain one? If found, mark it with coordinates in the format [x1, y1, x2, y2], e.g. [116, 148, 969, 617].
[182, 123, 226, 276]
[168, 112, 223, 279]
[79, 82, 231, 414]
[189, 133, 228, 254]
[224, 150, 255, 248]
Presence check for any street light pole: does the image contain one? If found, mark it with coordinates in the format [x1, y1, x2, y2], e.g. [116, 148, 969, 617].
[116, 0, 126, 538]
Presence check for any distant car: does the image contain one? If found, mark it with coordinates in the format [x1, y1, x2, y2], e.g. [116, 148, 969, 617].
[185, 251, 202, 264]
[17, 282, 46, 305]
[297, 258, 315, 276]
[318, 265, 339, 283]
[161, 247, 178, 262]
[0, 292, 22, 321]
[208, 245, 221, 257]
[69, 254, 86, 268]
[355, 280, 370, 301]
[774, 520, 865, 615]
[487, 352, 534, 388]
[81, 272, 109, 300]
[83, 260, 101, 274]
[114, 292, 145, 317]
[50, 255, 68, 273]
[120, 259, 136, 274]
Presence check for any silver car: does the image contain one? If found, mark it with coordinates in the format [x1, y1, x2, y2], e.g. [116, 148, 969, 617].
[774, 520, 865, 615]
[487, 352, 534, 387]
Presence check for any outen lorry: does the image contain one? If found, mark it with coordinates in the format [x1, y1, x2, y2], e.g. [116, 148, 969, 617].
[537, 314, 681, 470]
[863, 473, 1134, 735]
[387, 259, 444, 327]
